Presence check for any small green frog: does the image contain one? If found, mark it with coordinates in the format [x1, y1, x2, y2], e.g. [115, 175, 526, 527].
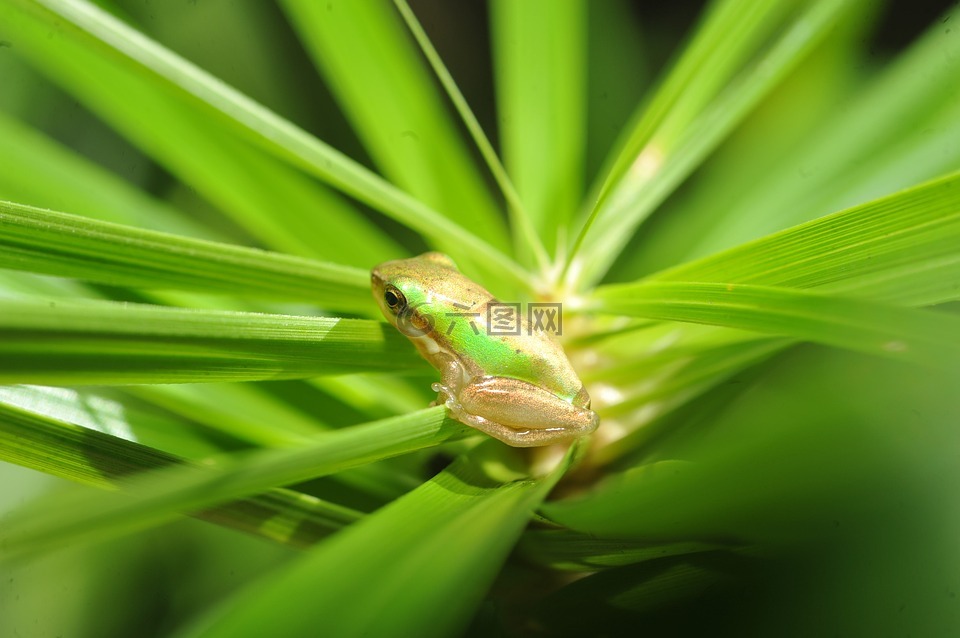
[372, 252, 598, 447]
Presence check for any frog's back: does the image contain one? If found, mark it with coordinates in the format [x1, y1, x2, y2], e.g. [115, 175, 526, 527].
[455, 302, 585, 403]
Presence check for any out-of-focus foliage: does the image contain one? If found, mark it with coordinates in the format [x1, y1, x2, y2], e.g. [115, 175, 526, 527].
[0, 0, 957, 636]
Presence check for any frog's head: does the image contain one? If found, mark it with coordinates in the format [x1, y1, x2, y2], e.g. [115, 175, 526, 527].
[371, 252, 459, 335]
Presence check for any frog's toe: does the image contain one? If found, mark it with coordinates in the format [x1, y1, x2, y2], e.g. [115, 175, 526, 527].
[431, 383, 465, 414]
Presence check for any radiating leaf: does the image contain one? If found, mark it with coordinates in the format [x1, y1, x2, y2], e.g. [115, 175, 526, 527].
[684, 3, 960, 259]
[640, 171, 960, 306]
[491, 0, 586, 253]
[177, 444, 574, 638]
[392, 0, 549, 270]
[590, 282, 960, 368]
[279, 0, 508, 251]
[0, 389, 360, 550]
[0, 199, 374, 311]
[0, 111, 221, 240]
[0, 406, 467, 561]
[566, 0, 854, 288]
[0, 0, 530, 288]
[0, 298, 425, 384]
[0, 0, 402, 267]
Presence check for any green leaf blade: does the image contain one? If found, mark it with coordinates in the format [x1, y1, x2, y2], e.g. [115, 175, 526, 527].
[2, 0, 529, 286]
[491, 0, 587, 251]
[2, 0, 403, 267]
[567, 0, 855, 287]
[177, 445, 572, 638]
[0, 388, 360, 549]
[0, 199, 374, 311]
[590, 282, 960, 368]
[280, 0, 509, 252]
[0, 299, 425, 384]
[0, 406, 467, 561]
[640, 171, 960, 306]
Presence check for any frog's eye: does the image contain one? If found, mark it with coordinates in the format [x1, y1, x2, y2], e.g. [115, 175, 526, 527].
[383, 285, 406, 314]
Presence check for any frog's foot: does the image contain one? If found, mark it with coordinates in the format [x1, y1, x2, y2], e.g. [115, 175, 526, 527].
[432, 380, 597, 447]
[456, 413, 581, 448]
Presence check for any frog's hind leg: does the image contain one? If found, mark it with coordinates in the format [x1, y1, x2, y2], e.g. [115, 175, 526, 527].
[450, 377, 598, 447]
[454, 412, 578, 448]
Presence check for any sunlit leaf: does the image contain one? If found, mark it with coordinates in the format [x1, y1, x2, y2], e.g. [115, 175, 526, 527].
[1, 406, 468, 561]
[0, 298, 425, 384]
[0, 199, 374, 312]
[178, 444, 574, 638]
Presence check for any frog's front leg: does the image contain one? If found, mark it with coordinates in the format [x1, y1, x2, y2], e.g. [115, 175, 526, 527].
[436, 375, 599, 448]
[428, 354, 464, 408]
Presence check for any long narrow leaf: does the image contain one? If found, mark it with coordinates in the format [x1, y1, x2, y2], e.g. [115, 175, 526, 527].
[590, 282, 960, 368]
[178, 444, 574, 638]
[0, 112, 221, 240]
[279, 0, 509, 251]
[490, 0, 586, 255]
[0, 2, 402, 268]
[641, 171, 960, 306]
[0, 200, 374, 311]
[0, 392, 360, 550]
[566, 0, 853, 288]
[0, 406, 468, 561]
[392, 0, 549, 270]
[0, 299, 425, 384]
[684, 3, 960, 260]
[1, 0, 530, 287]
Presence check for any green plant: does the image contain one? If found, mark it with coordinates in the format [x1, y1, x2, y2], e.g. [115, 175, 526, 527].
[1, 0, 958, 635]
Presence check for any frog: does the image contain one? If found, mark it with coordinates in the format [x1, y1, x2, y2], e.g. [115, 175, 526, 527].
[371, 252, 598, 447]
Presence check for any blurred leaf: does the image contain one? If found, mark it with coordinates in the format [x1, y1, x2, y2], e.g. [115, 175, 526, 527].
[0, 384, 230, 460]
[279, 0, 509, 251]
[590, 282, 960, 368]
[567, 0, 854, 287]
[491, 0, 586, 253]
[0, 1, 402, 268]
[177, 444, 574, 638]
[640, 171, 960, 306]
[0, 111, 222, 240]
[310, 373, 429, 420]
[685, 2, 960, 259]
[0, 0, 530, 287]
[0, 199, 374, 312]
[531, 551, 758, 636]
[519, 527, 734, 572]
[539, 347, 960, 634]
[544, 348, 960, 546]
[127, 383, 328, 446]
[0, 298, 425, 384]
[0, 389, 360, 550]
[0, 406, 467, 561]
[612, 2, 878, 281]
[392, 0, 549, 271]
